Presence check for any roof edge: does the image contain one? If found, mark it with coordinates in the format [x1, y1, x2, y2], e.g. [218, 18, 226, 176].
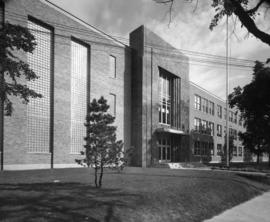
[42, 0, 127, 47]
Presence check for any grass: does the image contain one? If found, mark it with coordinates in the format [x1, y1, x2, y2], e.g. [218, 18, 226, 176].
[0, 167, 269, 222]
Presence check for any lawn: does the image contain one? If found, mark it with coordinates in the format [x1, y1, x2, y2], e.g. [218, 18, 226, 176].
[0, 167, 269, 222]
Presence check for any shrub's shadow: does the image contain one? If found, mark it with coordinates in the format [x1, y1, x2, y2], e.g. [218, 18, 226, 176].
[0, 183, 140, 222]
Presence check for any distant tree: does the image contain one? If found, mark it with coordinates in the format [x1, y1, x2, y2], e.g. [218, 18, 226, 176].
[76, 97, 124, 188]
[154, 0, 270, 46]
[229, 60, 270, 165]
[221, 135, 234, 164]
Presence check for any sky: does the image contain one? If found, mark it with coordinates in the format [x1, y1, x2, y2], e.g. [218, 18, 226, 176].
[50, 0, 270, 99]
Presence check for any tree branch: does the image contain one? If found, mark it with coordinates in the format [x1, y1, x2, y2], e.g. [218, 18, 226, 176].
[246, 0, 266, 15]
[230, 0, 270, 46]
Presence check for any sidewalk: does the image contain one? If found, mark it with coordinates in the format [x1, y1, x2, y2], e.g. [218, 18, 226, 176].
[204, 191, 270, 222]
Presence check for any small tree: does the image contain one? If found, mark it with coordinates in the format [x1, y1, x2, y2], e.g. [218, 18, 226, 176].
[77, 96, 124, 188]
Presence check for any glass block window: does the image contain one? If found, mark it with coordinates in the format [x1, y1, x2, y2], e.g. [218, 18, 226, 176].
[70, 40, 88, 154]
[109, 55, 116, 78]
[159, 73, 171, 125]
[108, 93, 116, 117]
[27, 19, 52, 153]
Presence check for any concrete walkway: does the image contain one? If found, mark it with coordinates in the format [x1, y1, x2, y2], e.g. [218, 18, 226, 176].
[204, 191, 270, 222]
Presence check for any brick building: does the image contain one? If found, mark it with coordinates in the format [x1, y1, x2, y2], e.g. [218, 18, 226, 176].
[0, 0, 248, 170]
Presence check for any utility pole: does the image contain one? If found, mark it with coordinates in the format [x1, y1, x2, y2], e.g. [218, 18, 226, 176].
[0, 0, 5, 171]
[226, 14, 230, 168]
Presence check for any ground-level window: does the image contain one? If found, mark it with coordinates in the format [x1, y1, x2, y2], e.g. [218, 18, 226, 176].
[158, 136, 171, 162]
[238, 147, 243, 156]
[233, 146, 237, 156]
[217, 144, 222, 156]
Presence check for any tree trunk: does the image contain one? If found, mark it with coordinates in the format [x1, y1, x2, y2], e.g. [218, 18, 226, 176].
[268, 150, 270, 167]
[99, 163, 104, 188]
[94, 164, 98, 188]
[256, 152, 260, 165]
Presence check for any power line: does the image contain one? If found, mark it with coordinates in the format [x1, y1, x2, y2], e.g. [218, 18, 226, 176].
[5, 11, 256, 68]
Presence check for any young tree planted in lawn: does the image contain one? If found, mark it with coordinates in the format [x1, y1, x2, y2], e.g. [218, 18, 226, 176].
[76, 96, 124, 188]
[229, 60, 270, 165]
[0, 20, 41, 170]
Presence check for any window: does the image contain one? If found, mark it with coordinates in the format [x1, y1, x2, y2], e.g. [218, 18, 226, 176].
[229, 111, 233, 122]
[217, 124, 222, 137]
[194, 141, 200, 155]
[208, 122, 214, 136]
[233, 112, 237, 124]
[209, 101, 214, 115]
[108, 93, 116, 117]
[202, 98, 208, 113]
[229, 128, 237, 140]
[238, 147, 243, 156]
[27, 18, 52, 153]
[159, 73, 171, 125]
[70, 39, 88, 154]
[233, 146, 237, 156]
[217, 144, 222, 156]
[209, 143, 214, 155]
[217, 105, 222, 118]
[194, 118, 201, 132]
[109, 55, 116, 78]
[201, 120, 207, 133]
[224, 108, 227, 120]
[158, 136, 171, 162]
[194, 95, 201, 110]
[239, 116, 243, 126]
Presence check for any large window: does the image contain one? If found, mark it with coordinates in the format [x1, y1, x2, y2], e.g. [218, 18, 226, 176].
[159, 73, 171, 125]
[70, 39, 88, 154]
[27, 18, 52, 153]
[217, 105, 222, 118]
[158, 137, 171, 162]
[194, 95, 201, 110]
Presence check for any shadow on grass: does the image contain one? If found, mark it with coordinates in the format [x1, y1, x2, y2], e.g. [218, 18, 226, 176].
[0, 183, 141, 222]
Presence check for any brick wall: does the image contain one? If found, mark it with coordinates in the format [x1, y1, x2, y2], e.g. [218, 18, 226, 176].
[130, 26, 190, 167]
[3, 0, 131, 169]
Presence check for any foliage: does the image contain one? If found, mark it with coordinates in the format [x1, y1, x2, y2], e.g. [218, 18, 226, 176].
[229, 60, 270, 165]
[221, 135, 234, 163]
[76, 96, 125, 188]
[0, 22, 41, 116]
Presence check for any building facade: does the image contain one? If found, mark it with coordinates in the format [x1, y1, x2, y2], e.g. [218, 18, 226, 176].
[0, 0, 250, 170]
